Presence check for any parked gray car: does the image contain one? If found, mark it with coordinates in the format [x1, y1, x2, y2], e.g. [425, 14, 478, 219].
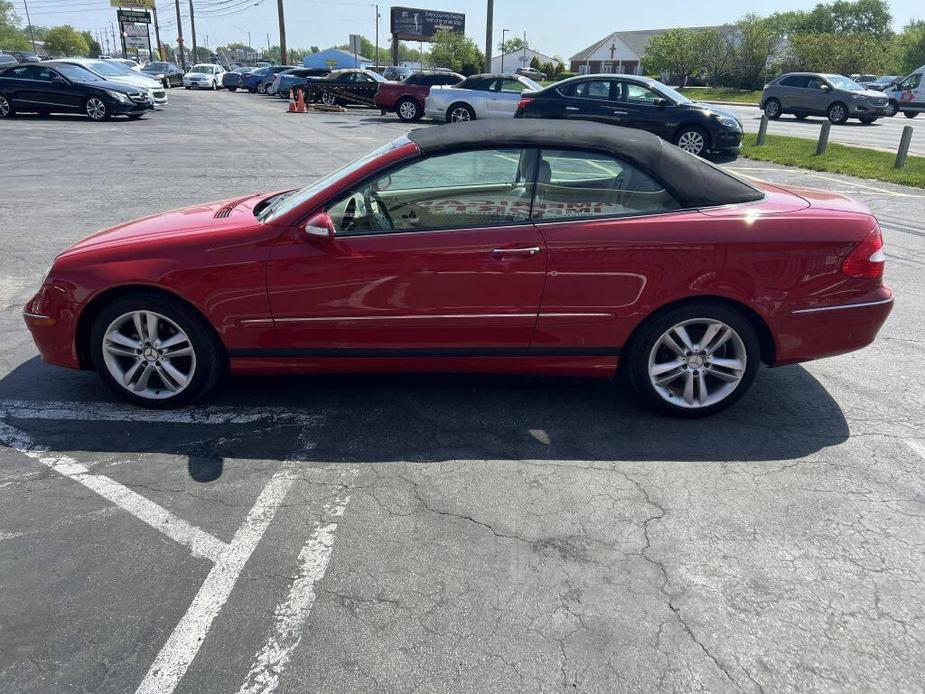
[761, 72, 889, 125]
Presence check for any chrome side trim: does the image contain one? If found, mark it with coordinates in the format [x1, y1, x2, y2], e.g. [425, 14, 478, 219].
[23, 311, 52, 319]
[791, 297, 893, 314]
[239, 312, 614, 326]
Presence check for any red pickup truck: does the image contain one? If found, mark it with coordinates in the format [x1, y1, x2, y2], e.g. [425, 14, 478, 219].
[375, 70, 465, 121]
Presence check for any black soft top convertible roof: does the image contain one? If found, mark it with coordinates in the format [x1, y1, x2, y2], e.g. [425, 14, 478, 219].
[407, 120, 764, 208]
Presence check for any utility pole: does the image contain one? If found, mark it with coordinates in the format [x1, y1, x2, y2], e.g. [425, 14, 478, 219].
[500, 28, 508, 72]
[152, 8, 163, 60]
[483, 0, 493, 73]
[276, 0, 287, 65]
[21, 0, 36, 52]
[188, 0, 197, 63]
[373, 4, 379, 67]
[174, 0, 185, 69]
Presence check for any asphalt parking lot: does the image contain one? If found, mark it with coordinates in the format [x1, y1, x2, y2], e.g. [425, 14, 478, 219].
[1, 89, 924, 694]
[721, 102, 925, 155]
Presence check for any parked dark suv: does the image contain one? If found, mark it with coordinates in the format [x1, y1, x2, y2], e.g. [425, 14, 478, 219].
[761, 72, 889, 124]
[515, 74, 743, 157]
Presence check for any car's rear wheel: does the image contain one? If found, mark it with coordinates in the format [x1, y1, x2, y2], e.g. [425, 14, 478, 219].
[827, 102, 848, 124]
[85, 97, 108, 121]
[625, 302, 760, 417]
[447, 103, 475, 122]
[0, 95, 13, 118]
[859, 114, 877, 124]
[257, 82, 266, 94]
[794, 113, 808, 120]
[320, 90, 337, 106]
[674, 127, 708, 156]
[227, 86, 237, 92]
[904, 111, 919, 119]
[90, 294, 224, 408]
[396, 97, 422, 122]
[763, 98, 781, 119]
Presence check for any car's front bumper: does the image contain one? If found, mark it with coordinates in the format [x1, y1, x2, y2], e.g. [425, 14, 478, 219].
[849, 102, 888, 117]
[709, 126, 744, 151]
[23, 284, 82, 370]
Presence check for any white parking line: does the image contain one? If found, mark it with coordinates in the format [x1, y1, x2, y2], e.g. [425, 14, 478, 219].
[135, 465, 298, 694]
[0, 399, 322, 426]
[238, 477, 354, 694]
[906, 439, 925, 460]
[0, 421, 228, 561]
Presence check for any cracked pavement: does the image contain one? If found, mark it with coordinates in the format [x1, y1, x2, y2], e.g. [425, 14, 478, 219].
[0, 90, 923, 693]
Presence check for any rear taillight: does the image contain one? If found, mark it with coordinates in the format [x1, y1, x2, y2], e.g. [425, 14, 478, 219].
[841, 228, 885, 278]
[517, 97, 534, 111]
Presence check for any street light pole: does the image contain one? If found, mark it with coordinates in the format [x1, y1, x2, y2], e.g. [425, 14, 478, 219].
[21, 0, 36, 52]
[276, 0, 287, 64]
[152, 7, 163, 60]
[500, 28, 508, 73]
[483, 0, 493, 73]
[188, 0, 197, 63]
[173, 0, 185, 69]
[372, 4, 380, 67]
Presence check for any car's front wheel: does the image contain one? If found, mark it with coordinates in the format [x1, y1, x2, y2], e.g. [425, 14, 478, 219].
[320, 90, 337, 106]
[227, 86, 237, 92]
[447, 103, 475, 123]
[763, 98, 781, 119]
[859, 114, 877, 124]
[625, 302, 760, 417]
[674, 127, 708, 156]
[904, 111, 919, 119]
[85, 97, 108, 121]
[884, 101, 898, 117]
[396, 97, 421, 122]
[90, 294, 224, 408]
[827, 102, 848, 124]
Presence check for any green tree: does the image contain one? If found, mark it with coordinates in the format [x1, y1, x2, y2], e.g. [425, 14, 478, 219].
[898, 21, 925, 73]
[309, 45, 320, 54]
[80, 30, 101, 58]
[694, 27, 735, 86]
[787, 31, 893, 74]
[769, 0, 892, 38]
[730, 14, 781, 89]
[44, 25, 90, 56]
[498, 36, 528, 54]
[0, 0, 30, 51]
[642, 28, 701, 86]
[429, 29, 484, 75]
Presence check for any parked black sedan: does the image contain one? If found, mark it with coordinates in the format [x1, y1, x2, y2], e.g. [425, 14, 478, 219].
[302, 68, 387, 107]
[141, 61, 185, 88]
[0, 62, 152, 121]
[515, 75, 743, 157]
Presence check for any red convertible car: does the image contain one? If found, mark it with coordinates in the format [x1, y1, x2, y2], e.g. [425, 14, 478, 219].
[24, 120, 892, 415]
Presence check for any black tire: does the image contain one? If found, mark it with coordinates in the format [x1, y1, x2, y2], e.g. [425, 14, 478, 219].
[884, 100, 898, 117]
[794, 113, 808, 120]
[674, 126, 709, 156]
[763, 98, 781, 119]
[0, 94, 13, 118]
[256, 82, 266, 94]
[904, 111, 919, 119]
[859, 115, 877, 124]
[127, 113, 144, 120]
[184, 86, 191, 90]
[624, 302, 761, 417]
[227, 86, 237, 92]
[396, 96, 422, 122]
[446, 102, 475, 123]
[827, 101, 848, 125]
[210, 81, 217, 91]
[89, 293, 225, 408]
[84, 96, 109, 121]
[248, 87, 257, 93]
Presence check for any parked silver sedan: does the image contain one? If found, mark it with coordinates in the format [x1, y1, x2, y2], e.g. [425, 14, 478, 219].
[424, 73, 541, 122]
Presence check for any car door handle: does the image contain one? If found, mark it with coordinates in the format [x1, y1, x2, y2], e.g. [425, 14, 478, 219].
[492, 246, 541, 257]
[565, 106, 580, 111]
[612, 109, 628, 115]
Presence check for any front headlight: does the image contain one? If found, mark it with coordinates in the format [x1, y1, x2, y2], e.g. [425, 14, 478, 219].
[851, 93, 865, 100]
[716, 115, 741, 129]
[104, 89, 131, 103]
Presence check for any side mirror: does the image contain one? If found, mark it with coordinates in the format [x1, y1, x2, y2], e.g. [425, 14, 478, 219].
[653, 97, 669, 108]
[302, 212, 335, 241]
[821, 84, 831, 92]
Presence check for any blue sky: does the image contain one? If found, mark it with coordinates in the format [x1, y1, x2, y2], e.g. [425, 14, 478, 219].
[13, 0, 923, 59]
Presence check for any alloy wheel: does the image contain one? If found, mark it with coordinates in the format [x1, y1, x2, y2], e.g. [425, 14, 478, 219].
[676, 130, 705, 155]
[0, 96, 9, 117]
[764, 100, 781, 118]
[101, 310, 197, 400]
[398, 100, 417, 120]
[884, 102, 897, 117]
[647, 318, 747, 409]
[86, 97, 107, 120]
[449, 106, 472, 122]
[828, 104, 847, 124]
[321, 91, 336, 106]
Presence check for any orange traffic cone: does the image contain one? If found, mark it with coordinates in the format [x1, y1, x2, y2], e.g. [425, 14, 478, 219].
[288, 89, 297, 113]
[295, 88, 307, 113]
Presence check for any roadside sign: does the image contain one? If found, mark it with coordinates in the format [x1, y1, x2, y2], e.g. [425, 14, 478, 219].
[117, 8, 150, 24]
[110, 0, 155, 7]
[390, 6, 465, 41]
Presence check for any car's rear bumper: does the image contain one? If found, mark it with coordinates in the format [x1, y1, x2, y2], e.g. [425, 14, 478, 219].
[770, 287, 893, 365]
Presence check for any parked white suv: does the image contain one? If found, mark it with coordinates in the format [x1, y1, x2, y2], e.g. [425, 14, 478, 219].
[183, 64, 225, 90]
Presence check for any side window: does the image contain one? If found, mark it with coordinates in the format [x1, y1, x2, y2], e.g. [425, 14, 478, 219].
[807, 77, 827, 90]
[7, 66, 30, 78]
[327, 148, 534, 234]
[623, 82, 662, 104]
[533, 149, 680, 221]
[780, 75, 808, 88]
[567, 80, 613, 99]
[500, 79, 527, 93]
[902, 73, 921, 90]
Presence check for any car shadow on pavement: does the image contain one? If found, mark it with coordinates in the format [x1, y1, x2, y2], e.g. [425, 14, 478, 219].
[0, 357, 849, 480]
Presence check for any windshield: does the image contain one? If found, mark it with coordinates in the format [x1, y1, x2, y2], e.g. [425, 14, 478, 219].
[54, 63, 104, 83]
[145, 62, 168, 71]
[191, 65, 214, 74]
[826, 74, 863, 90]
[519, 76, 542, 91]
[258, 139, 406, 223]
[87, 60, 132, 76]
[653, 82, 691, 104]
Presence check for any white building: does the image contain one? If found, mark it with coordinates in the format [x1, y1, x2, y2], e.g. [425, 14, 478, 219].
[490, 47, 560, 74]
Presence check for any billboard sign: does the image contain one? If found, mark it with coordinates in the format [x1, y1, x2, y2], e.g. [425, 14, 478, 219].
[122, 22, 148, 38]
[389, 7, 465, 41]
[110, 0, 155, 8]
[117, 9, 150, 24]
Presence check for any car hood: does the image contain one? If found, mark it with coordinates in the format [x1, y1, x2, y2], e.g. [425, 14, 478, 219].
[107, 75, 159, 89]
[186, 72, 213, 78]
[852, 89, 888, 99]
[58, 193, 272, 258]
[684, 101, 741, 121]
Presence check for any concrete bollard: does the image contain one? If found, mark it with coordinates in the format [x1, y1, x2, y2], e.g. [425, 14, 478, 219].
[756, 115, 768, 146]
[895, 125, 913, 169]
[816, 121, 831, 155]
